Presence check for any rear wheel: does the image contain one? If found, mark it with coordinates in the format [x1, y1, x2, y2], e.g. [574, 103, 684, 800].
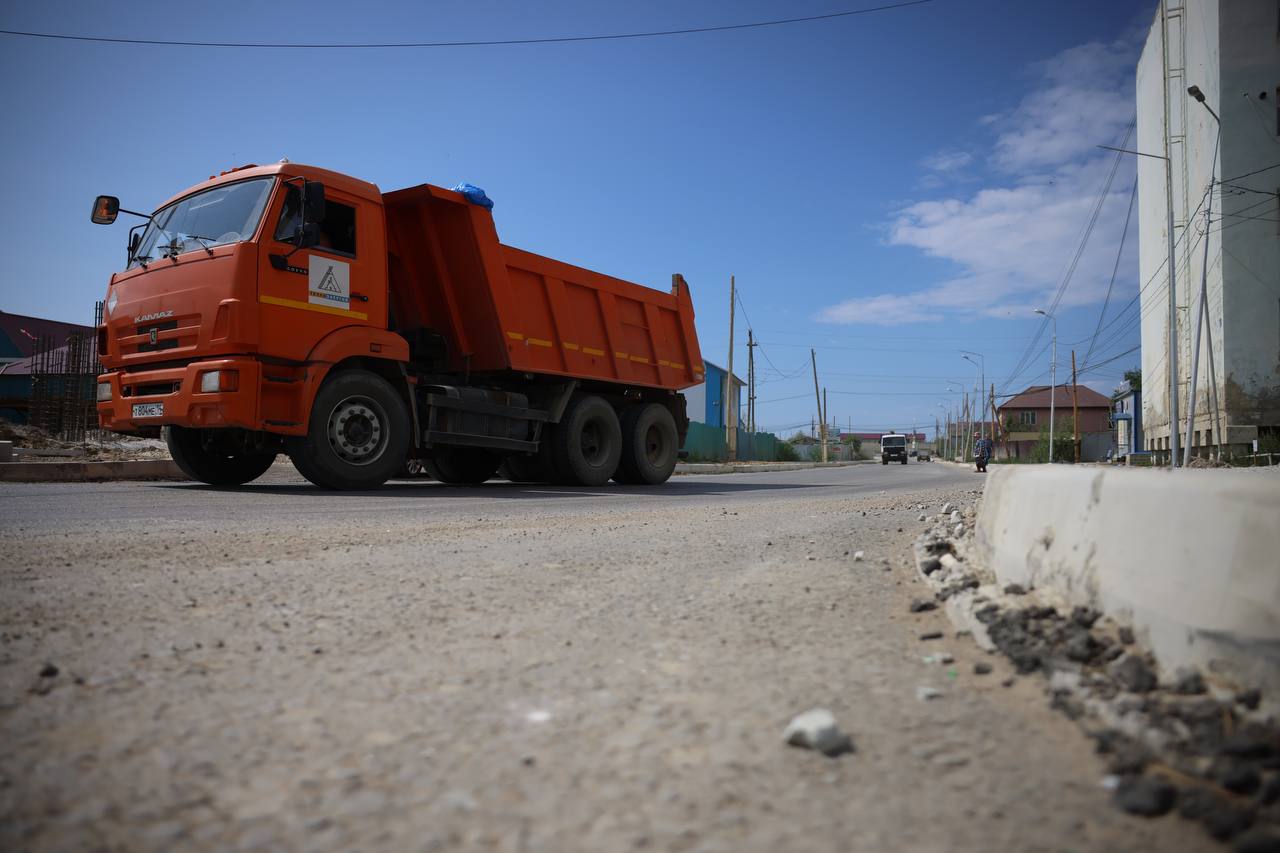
[614, 403, 679, 485]
[552, 395, 621, 486]
[287, 369, 410, 490]
[166, 426, 276, 486]
[427, 447, 501, 484]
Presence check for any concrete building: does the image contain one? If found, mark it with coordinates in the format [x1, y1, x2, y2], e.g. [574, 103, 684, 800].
[1136, 0, 1280, 462]
[997, 384, 1113, 462]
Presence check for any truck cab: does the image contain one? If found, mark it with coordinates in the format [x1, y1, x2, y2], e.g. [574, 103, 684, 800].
[880, 433, 908, 465]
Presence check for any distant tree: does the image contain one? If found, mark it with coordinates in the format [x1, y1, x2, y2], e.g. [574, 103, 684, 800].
[1123, 368, 1141, 393]
[839, 434, 862, 454]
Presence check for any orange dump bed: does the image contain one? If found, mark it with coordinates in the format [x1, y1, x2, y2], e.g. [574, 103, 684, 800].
[383, 184, 703, 391]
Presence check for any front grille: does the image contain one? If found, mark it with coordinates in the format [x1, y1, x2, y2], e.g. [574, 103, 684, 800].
[136, 319, 178, 336]
[119, 316, 198, 357]
[137, 338, 179, 353]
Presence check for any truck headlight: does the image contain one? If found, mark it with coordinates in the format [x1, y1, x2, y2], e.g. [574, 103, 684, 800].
[199, 370, 239, 393]
[97, 381, 112, 402]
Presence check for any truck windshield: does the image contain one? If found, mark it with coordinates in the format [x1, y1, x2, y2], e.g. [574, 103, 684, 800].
[882, 437, 906, 447]
[129, 177, 274, 268]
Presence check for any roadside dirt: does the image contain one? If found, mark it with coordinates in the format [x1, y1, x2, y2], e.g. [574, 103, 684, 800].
[0, 477, 1212, 851]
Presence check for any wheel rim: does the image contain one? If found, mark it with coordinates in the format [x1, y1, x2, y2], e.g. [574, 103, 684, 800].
[643, 423, 666, 466]
[327, 395, 387, 465]
[579, 419, 608, 467]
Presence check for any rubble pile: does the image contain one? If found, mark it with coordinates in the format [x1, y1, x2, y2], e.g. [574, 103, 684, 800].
[912, 498, 1280, 850]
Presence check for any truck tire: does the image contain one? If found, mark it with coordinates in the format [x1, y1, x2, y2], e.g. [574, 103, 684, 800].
[551, 395, 621, 487]
[882, 458, 887, 465]
[901, 458, 908, 465]
[614, 403, 678, 485]
[501, 452, 551, 483]
[287, 369, 410, 490]
[166, 426, 276, 486]
[427, 448, 501, 484]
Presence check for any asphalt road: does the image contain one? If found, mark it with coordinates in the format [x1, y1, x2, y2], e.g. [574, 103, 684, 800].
[0, 462, 1210, 851]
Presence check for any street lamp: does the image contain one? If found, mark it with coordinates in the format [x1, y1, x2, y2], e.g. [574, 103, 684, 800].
[1182, 84, 1224, 465]
[1097, 140, 1181, 467]
[1034, 309, 1057, 462]
[962, 351, 985, 445]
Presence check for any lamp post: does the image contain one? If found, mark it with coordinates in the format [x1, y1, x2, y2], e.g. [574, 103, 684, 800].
[937, 403, 947, 458]
[1034, 309, 1057, 462]
[1098, 142, 1181, 467]
[962, 352, 985, 442]
[1183, 84, 1223, 465]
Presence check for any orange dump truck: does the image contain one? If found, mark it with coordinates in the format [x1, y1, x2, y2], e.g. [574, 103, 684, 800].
[92, 162, 704, 489]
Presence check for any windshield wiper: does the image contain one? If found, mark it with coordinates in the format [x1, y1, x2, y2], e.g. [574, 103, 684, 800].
[186, 234, 216, 256]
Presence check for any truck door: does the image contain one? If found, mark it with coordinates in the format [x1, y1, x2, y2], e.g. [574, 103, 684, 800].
[257, 181, 383, 362]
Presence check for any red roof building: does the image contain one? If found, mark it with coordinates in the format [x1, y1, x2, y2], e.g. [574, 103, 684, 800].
[997, 384, 1113, 461]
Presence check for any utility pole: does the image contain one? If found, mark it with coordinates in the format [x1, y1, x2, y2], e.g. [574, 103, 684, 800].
[726, 275, 736, 462]
[746, 328, 756, 434]
[1159, 1, 1180, 468]
[1071, 350, 1080, 464]
[811, 349, 827, 464]
[823, 388, 829, 462]
[989, 384, 999, 460]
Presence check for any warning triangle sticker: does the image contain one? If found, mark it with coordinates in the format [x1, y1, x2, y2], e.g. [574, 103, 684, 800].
[316, 265, 342, 293]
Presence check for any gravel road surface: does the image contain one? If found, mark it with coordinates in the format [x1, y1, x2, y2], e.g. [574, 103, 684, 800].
[0, 462, 1210, 851]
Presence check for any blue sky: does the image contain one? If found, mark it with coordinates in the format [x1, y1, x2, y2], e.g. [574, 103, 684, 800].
[0, 1, 1153, 436]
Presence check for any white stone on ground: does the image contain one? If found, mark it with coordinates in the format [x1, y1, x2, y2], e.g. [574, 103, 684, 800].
[783, 708, 852, 756]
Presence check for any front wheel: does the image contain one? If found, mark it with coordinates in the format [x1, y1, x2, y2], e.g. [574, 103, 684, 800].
[166, 426, 277, 486]
[287, 369, 410, 490]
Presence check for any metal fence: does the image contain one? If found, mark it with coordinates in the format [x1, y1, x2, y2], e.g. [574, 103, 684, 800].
[29, 302, 103, 443]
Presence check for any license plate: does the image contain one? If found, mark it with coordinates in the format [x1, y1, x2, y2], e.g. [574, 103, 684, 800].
[132, 402, 164, 419]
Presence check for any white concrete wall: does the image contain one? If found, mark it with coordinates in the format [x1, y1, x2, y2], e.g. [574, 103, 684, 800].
[976, 466, 1280, 693]
[1219, 0, 1280, 440]
[1138, 0, 1280, 454]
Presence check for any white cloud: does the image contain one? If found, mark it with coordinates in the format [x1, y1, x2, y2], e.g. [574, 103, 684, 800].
[819, 37, 1140, 327]
[921, 149, 972, 173]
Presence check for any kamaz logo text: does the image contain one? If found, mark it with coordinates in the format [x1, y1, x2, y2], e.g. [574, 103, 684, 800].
[135, 310, 174, 323]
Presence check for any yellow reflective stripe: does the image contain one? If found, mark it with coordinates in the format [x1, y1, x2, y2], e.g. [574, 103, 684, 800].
[562, 341, 580, 350]
[506, 331, 525, 340]
[527, 337, 553, 348]
[260, 294, 367, 321]
[583, 346, 606, 356]
[629, 355, 649, 363]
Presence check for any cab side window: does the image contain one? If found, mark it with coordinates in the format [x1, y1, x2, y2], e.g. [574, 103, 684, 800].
[272, 186, 357, 257]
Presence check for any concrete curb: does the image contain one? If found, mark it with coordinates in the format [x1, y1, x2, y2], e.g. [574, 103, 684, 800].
[674, 460, 867, 475]
[0, 460, 188, 483]
[975, 465, 1280, 694]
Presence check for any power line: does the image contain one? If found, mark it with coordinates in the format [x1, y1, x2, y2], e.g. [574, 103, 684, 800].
[0, 1, 933, 50]
[1083, 175, 1138, 370]
[1220, 162, 1280, 183]
[998, 118, 1135, 395]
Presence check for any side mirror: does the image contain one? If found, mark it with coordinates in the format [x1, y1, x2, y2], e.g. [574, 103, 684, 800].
[303, 181, 326, 224]
[92, 195, 120, 225]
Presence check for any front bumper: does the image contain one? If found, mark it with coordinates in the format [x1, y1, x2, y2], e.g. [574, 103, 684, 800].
[97, 357, 262, 433]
